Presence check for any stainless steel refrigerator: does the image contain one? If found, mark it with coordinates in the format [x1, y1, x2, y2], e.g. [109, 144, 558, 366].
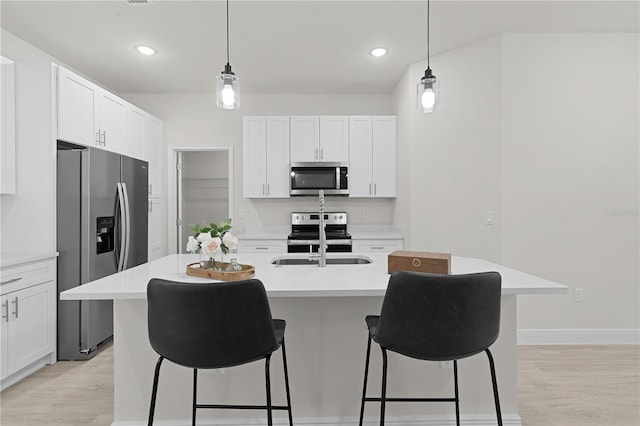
[56, 141, 148, 360]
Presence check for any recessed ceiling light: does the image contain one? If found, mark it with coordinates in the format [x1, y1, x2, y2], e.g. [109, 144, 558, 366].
[135, 45, 157, 56]
[370, 47, 388, 57]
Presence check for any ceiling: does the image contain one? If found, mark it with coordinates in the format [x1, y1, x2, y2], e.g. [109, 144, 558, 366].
[1, 1, 638, 95]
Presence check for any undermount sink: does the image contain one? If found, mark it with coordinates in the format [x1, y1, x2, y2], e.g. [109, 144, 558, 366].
[271, 255, 373, 266]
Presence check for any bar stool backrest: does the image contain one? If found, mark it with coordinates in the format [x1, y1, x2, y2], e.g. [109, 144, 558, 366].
[374, 271, 502, 361]
[147, 278, 279, 369]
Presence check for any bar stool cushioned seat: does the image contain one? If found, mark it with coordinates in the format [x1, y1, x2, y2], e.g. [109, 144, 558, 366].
[359, 270, 503, 426]
[147, 278, 293, 426]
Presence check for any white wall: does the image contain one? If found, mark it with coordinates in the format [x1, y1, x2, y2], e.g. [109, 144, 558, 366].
[392, 35, 503, 262]
[122, 93, 396, 235]
[394, 33, 639, 333]
[501, 33, 639, 330]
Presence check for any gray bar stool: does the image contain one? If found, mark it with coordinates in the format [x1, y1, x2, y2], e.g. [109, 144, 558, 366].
[358, 270, 503, 426]
[146, 278, 293, 426]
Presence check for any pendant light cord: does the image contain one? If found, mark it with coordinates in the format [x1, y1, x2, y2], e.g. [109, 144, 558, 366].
[226, 0, 230, 65]
[427, 0, 430, 69]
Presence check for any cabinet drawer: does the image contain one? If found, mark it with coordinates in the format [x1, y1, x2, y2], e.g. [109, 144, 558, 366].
[352, 239, 403, 253]
[238, 241, 287, 253]
[1, 259, 56, 295]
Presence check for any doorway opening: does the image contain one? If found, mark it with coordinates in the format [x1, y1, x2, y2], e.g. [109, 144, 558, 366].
[168, 147, 234, 254]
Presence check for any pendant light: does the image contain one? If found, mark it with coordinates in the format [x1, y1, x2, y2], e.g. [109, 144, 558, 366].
[216, 0, 239, 109]
[417, 0, 439, 113]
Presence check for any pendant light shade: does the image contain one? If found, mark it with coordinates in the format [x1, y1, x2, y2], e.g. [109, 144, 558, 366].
[417, 67, 438, 113]
[417, 0, 438, 113]
[216, 0, 239, 109]
[216, 63, 239, 109]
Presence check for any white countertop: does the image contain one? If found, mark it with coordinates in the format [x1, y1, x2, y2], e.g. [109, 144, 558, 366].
[1, 251, 58, 268]
[237, 224, 404, 240]
[60, 252, 567, 300]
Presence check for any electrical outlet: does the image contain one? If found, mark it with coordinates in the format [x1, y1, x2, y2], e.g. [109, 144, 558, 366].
[440, 360, 453, 369]
[574, 288, 584, 303]
[485, 210, 495, 225]
[251, 210, 258, 218]
[238, 209, 246, 219]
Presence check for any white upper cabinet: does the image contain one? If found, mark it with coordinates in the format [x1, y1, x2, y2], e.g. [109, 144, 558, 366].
[144, 114, 163, 198]
[290, 116, 319, 162]
[290, 116, 349, 163]
[57, 66, 98, 147]
[97, 89, 126, 154]
[57, 66, 145, 159]
[348, 116, 396, 198]
[1, 56, 16, 194]
[243, 116, 290, 198]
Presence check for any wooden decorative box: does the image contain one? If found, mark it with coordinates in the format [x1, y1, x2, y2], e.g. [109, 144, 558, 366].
[387, 250, 451, 275]
[186, 262, 255, 281]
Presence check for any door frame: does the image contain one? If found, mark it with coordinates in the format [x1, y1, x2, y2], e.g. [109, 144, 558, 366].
[167, 145, 234, 254]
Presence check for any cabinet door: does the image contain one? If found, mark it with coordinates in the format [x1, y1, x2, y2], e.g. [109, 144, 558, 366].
[148, 198, 166, 261]
[124, 106, 145, 160]
[1, 57, 16, 194]
[57, 66, 98, 147]
[1, 295, 8, 379]
[144, 114, 163, 198]
[6, 281, 55, 376]
[97, 89, 126, 154]
[265, 116, 290, 198]
[319, 116, 349, 163]
[290, 116, 319, 162]
[348, 116, 373, 197]
[243, 116, 267, 198]
[372, 116, 396, 197]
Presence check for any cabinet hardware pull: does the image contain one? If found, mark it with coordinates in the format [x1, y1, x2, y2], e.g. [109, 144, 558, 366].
[374, 183, 377, 195]
[1, 277, 22, 285]
[371, 247, 385, 250]
[2, 300, 8, 322]
[102, 130, 106, 146]
[12, 296, 18, 318]
[255, 247, 268, 250]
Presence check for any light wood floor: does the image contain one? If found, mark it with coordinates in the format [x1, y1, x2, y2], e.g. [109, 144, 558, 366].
[1, 344, 638, 425]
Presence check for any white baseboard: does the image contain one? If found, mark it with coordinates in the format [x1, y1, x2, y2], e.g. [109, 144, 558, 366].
[517, 328, 640, 345]
[113, 414, 521, 426]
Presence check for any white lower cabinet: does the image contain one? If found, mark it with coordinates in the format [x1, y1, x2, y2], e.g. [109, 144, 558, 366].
[148, 197, 167, 261]
[352, 239, 404, 253]
[237, 239, 287, 253]
[1, 258, 56, 389]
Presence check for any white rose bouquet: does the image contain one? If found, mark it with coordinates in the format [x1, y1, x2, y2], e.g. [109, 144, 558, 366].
[186, 218, 238, 270]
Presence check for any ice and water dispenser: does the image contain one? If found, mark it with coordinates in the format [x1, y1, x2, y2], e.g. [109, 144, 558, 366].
[96, 216, 114, 254]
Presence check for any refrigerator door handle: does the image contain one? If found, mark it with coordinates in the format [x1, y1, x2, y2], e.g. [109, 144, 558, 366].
[116, 183, 127, 272]
[122, 182, 132, 270]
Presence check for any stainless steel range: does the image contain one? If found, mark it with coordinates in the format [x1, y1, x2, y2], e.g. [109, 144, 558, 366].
[288, 212, 352, 253]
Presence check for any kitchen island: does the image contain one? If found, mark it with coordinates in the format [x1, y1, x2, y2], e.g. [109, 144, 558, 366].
[61, 253, 566, 426]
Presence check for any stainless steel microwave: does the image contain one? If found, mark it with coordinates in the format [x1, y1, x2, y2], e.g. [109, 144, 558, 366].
[290, 162, 349, 196]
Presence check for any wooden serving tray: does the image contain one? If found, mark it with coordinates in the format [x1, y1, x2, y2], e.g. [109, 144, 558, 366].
[186, 262, 255, 281]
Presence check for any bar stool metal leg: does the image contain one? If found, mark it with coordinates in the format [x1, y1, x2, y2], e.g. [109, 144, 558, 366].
[148, 356, 164, 426]
[485, 349, 503, 426]
[380, 347, 388, 426]
[281, 338, 294, 426]
[192, 369, 198, 426]
[454, 360, 460, 426]
[359, 334, 373, 426]
[265, 354, 273, 426]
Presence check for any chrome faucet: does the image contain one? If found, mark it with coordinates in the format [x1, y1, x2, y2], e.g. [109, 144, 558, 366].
[318, 190, 327, 267]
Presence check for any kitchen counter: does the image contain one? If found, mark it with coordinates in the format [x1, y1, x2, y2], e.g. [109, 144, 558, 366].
[60, 253, 566, 426]
[60, 253, 565, 300]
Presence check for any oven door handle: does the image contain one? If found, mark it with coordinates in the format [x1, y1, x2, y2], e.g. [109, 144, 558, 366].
[287, 239, 352, 246]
